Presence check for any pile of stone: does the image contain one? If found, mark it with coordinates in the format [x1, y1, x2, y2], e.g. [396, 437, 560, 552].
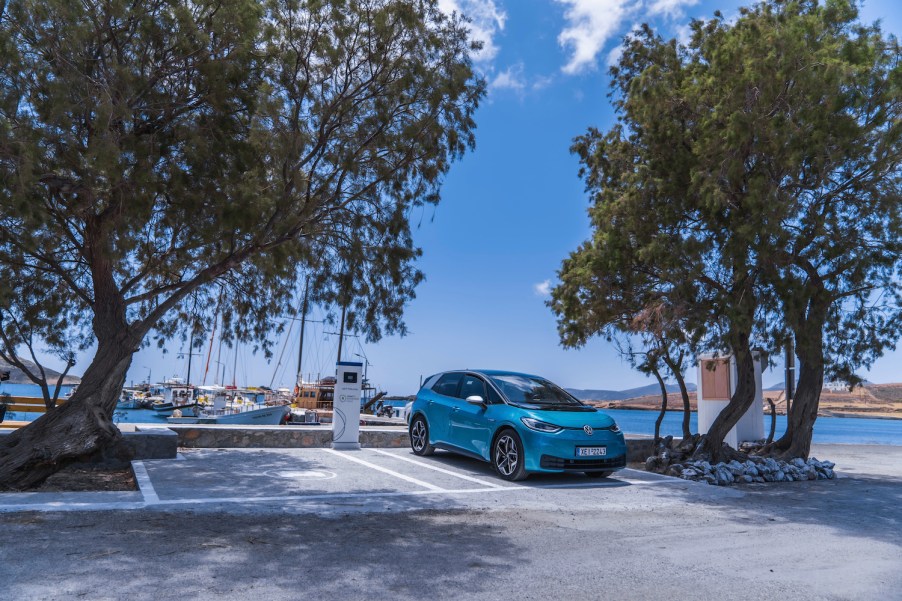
[664, 456, 836, 486]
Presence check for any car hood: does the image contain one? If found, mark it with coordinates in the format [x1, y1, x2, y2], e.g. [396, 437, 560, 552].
[519, 407, 616, 429]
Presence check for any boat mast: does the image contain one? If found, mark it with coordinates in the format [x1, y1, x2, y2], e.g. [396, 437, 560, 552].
[232, 343, 238, 387]
[296, 278, 309, 388]
[336, 302, 347, 363]
[202, 289, 223, 385]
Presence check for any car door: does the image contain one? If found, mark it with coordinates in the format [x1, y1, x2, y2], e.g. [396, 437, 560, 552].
[449, 374, 495, 457]
[424, 372, 463, 444]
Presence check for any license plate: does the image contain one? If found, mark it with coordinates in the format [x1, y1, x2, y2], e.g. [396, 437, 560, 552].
[577, 446, 607, 457]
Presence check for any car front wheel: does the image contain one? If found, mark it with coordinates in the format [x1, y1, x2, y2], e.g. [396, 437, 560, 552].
[409, 415, 435, 456]
[493, 429, 528, 481]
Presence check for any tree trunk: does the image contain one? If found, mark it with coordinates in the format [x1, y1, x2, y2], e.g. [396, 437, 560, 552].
[651, 365, 668, 444]
[663, 354, 692, 439]
[773, 357, 823, 459]
[0, 337, 136, 490]
[694, 343, 757, 463]
[772, 294, 827, 459]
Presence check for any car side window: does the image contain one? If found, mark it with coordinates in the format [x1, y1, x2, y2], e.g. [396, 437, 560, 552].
[484, 383, 503, 404]
[458, 375, 486, 400]
[432, 373, 463, 397]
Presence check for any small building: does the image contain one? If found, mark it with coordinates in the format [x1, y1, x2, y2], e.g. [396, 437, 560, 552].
[697, 352, 765, 448]
[823, 381, 848, 393]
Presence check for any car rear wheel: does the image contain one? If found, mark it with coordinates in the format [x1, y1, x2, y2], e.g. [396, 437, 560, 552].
[493, 429, 528, 481]
[409, 415, 435, 456]
[584, 471, 613, 478]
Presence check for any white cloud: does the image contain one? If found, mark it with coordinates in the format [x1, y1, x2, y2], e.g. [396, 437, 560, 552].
[605, 44, 624, 68]
[534, 280, 552, 297]
[648, 0, 699, 19]
[531, 74, 555, 91]
[490, 63, 526, 93]
[556, 0, 633, 75]
[438, 0, 507, 64]
[556, 0, 698, 75]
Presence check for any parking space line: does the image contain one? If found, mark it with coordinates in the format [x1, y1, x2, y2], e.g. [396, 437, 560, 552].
[370, 449, 511, 490]
[324, 449, 446, 492]
[131, 461, 159, 503]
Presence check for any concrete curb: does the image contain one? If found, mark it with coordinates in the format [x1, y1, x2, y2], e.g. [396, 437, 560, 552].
[167, 424, 656, 460]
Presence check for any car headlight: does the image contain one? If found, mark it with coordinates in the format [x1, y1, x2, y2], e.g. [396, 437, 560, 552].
[610, 422, 620, 433]
[520, 417, 563, 433]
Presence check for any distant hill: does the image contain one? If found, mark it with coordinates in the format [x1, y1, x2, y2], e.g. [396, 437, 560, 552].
[567, 382, 697, 402]
[766, 379, 875, 391]
[0, 358, 81, 385]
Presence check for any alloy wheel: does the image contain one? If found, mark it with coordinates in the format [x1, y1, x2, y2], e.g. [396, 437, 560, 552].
[411, 419, 427, 452]
[495, 434, 519, 477]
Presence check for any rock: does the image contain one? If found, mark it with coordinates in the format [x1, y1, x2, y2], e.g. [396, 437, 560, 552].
[716, 467, 735, 486]
[681, 468, 699, 479]
[754, 476, 765, 483]
[775, 470, 785, 482]
[746, 465, 759, 477]
[823, 461, 835, 470]
[791, 457, 806, 468]
[740, 475, 754, 484]
[785, 475, 794, 482]
[824, 468, 835, 479]
[666, 464, 684, 477]
[645, 456, 662, 472]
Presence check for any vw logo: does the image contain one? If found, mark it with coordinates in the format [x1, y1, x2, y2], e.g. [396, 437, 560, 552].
[583, 425, 593, 436]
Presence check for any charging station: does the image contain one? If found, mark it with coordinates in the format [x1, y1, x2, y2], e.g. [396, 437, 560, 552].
[331, 361, 363, 450]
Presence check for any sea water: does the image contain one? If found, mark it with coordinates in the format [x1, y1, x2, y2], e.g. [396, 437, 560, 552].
[601, 408, 902, 446]
[3, 382, 900, 446]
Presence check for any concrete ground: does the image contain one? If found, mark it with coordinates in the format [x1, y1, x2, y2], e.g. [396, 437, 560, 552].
[0, 443, 899, 600]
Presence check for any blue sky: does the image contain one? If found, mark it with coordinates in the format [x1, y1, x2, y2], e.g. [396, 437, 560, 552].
[113, 0, 901, 393]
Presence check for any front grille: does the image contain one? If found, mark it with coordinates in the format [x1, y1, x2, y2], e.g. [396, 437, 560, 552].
[540, 454, 627, 471]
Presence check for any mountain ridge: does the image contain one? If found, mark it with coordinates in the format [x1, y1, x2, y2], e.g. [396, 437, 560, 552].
[0, 358, 81, 386]
[566, 381, 698, 401]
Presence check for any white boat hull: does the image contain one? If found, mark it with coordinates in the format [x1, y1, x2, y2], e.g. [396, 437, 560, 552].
[167, 405, 289, 425]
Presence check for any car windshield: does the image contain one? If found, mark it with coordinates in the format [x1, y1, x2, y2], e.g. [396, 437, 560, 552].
[488, 374, 584, 407]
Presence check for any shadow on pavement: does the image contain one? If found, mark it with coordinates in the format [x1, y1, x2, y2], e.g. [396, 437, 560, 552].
[0, 507, 524, 600]
[661, 470, 902, 547]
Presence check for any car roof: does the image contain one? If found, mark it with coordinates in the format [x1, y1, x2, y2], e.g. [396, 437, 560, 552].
[444, 369, 543, 380]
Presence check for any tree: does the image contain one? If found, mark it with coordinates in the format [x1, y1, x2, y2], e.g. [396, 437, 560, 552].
[0, 0, 484, 489]
[552, 0, 901, 461]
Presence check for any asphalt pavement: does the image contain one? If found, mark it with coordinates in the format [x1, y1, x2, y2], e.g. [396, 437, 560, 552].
[0, 443, 899, 600]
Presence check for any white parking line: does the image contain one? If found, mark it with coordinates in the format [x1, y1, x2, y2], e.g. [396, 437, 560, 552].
[324, 449, 446, 492]
[131, 461, 159, 503]
[370, 449, 510, 490]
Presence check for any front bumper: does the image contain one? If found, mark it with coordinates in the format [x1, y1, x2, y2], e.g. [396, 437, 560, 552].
[519, 426, 627, 473]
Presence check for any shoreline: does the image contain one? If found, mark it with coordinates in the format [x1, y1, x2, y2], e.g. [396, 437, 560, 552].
[591, 403, 902, 421]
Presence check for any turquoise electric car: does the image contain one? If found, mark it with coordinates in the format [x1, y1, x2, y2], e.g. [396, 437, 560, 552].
[408, 370, 627, 481]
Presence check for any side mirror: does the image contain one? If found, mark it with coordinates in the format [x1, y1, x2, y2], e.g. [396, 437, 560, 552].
[465, 395, 485, 406]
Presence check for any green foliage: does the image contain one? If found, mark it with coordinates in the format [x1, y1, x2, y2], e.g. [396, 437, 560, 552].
[552, 0, 901, 385]
[0, 0, 484, 365]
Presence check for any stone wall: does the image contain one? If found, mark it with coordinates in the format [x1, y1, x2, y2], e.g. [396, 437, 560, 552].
[168, 425, 654, 459]
[169, 425, 410, 449]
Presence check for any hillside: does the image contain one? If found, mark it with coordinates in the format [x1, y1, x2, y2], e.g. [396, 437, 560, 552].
[566, 382, 697, 402]
[586, 383, 902, 419]
[0, 359, 81, 385]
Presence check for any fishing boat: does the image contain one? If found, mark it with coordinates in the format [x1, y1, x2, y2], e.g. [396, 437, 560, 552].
[166, 386, 289, 425]
[166, 404, 289, 425]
